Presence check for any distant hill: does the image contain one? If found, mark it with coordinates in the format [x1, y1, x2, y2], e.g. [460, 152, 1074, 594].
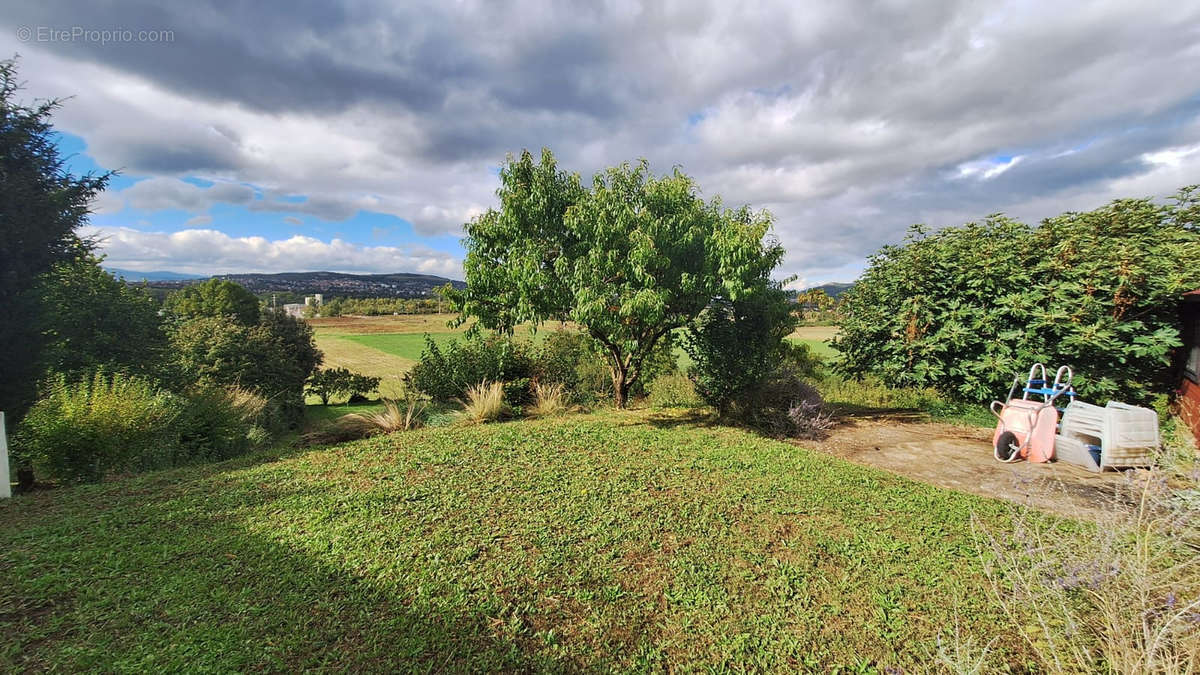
[787, 282, 854, 300]
[135, 270, 466, 298]
[807, 282, 854, 299]
[105, 268, 204, 282]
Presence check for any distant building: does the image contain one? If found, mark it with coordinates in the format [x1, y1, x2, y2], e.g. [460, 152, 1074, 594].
[282, 303, 305, 318]
[304, 294, 324, 306]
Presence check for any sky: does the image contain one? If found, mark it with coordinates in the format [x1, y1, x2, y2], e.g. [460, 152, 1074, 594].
[2, 1, 1199, 286]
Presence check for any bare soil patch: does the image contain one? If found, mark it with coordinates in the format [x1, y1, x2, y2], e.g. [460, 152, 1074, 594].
[806, 415, 1130, 521]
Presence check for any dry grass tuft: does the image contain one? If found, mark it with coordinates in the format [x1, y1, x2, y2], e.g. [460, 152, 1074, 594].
[459, 380, 506, 423]
[529, 382, 568, 417]
[342, 397, 427, 434]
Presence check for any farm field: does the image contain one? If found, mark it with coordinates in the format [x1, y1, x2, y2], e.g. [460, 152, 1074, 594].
[309, 314, 839, 388]
[0, 410, 1050, 671]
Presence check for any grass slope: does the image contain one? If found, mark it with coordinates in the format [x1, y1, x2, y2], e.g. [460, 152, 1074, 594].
[0, 412, 1044, 671]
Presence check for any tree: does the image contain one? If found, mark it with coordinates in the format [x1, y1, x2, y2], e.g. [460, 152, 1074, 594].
[833, 189, 1200, 403]
[0, 59, 109, 423]
[165, 278, 261, 325]
[450, 149, 785, 407]
[38, 249, 167, 381]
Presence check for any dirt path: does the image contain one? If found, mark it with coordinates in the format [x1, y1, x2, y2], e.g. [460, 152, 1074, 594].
[806, 416, 1131, 520]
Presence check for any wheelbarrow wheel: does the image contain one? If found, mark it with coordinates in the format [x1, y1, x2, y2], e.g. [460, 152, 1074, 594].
[995, 431, 1020, 461]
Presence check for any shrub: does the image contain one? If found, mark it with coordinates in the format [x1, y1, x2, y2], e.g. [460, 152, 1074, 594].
[684, 286, 797, 416]
[647, 372, 703, 409]
[164, 278, 260, 325]
[37, 252, 168, 383]
[735, 369, 827, 438]
[306, 367, 381, 405]
[574, 355, 615, 403]
[459, 380, 506, 423]
[407, 334, 534, 402]
[967, 473, 1200, 671]
[534, 330, 590, 390]
[835, 190, 1200, 404]
[169, 310, 322, 428]
[174, 386, 269, 463]
[631, 337, 680, 399]
[786, 400, 837, 440]
[529, 382, 568, 416]
[15, 372, 180, 483]
[503, 377, 533, 407]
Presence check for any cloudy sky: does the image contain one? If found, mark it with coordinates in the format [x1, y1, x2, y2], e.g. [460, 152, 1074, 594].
[3, 1, 1199, 285]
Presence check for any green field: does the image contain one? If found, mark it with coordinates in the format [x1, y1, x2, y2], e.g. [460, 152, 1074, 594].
[0, 410, 1046, 670]
[341, 331, 462, 362]
[311, 317, 839, 385]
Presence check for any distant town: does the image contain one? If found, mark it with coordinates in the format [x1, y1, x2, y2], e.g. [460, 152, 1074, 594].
[110, 270, 467, 299]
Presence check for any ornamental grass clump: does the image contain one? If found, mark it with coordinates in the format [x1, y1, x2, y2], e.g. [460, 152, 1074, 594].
[459, 380, 506, 423]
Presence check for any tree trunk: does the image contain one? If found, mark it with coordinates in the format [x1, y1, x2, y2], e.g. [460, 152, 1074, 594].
[17, 467, 34, 492]
[612, 367, 631, 409]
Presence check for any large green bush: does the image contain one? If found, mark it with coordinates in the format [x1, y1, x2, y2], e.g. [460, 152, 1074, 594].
[16, 374, 271, 484]
[684, 285, 797, 416]
[164, 278, 261, 325]
[174, 387, 269, 464]
[407, 334, 535, 402]
[169, 310, 322, 428]
[834, 189, 1200, 403]
[16, 372, 180, 483]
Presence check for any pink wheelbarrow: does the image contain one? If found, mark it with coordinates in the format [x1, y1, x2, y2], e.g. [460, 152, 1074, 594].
[989, 364, 1076, 463]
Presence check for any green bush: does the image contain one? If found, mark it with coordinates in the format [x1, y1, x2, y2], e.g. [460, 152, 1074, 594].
[16, 372, 181, 483]
[834, 190, 1200, 404]
[684, 286, 797, 416]
[169, 310, 322, 428]
[407, 333, 534, 402]
[631, 337, 680, 399]
[533, 330, 622, 403]
[174, 387, 269, 463]
[306, 367, 381, 405]
[502, 377, 533, 407]
[164, 278, 261, 325]
[646, 372, 703, 409]
[535, 330, 590, 390]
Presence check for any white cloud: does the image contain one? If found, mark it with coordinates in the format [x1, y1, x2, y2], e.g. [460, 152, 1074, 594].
[3, 0, 1200, 283]
[122, 177, 254, 212]
[1141, 143, 1200, 168]
[81, 226, 463, 278]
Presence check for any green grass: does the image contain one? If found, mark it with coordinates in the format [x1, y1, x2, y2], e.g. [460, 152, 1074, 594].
[304, 401, 386, 426]
[790, 337, 836, 359]
[341, 331, 463, 362]
[0, 411, 1053, 670]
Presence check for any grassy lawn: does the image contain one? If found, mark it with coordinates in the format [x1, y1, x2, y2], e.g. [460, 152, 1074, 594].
[341, 331, 463, 363]
[0, 411, 1049, 670]
[303, 400, 386, 426]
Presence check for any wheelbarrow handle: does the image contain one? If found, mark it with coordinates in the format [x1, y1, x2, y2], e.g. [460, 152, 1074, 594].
[989, 400, 1005, 420]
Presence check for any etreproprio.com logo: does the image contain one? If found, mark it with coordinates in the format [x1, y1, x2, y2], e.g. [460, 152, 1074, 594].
[16, 25, 175, 45]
